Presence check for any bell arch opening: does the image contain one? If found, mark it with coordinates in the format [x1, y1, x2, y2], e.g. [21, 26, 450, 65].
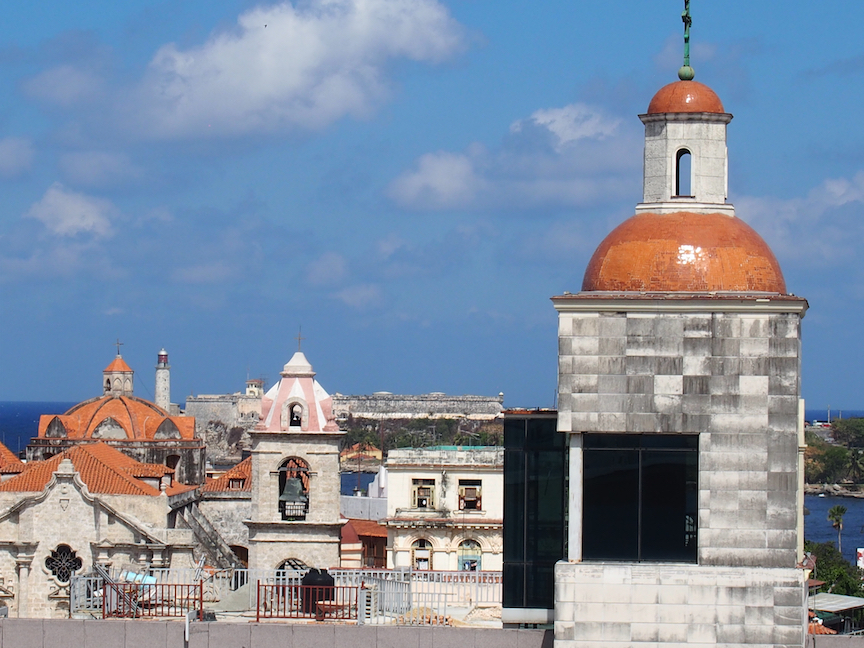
[278, 457, 310, 521]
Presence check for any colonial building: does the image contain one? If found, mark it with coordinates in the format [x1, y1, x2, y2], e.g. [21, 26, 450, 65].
[26, 352, 205, 485]
[384, 446, 503, 572]
[246, 351, 344, 570]
[551, 26, 807, 648]
[0, 441, 197, 618]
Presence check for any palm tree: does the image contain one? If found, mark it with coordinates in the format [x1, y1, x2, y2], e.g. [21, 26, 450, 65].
[828, 505, 848, 554]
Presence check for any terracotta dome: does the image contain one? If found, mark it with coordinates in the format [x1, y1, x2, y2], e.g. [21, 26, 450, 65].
[37, 395, 196, 441]
[582, 212, 786, 293]
[647, 80, 724, 114]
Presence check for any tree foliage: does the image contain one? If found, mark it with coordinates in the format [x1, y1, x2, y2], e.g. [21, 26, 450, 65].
[805, 540, 864, 597]
[832, 418, 864, 448]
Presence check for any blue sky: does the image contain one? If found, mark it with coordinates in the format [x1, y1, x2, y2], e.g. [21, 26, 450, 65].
[0, 0, 862, 410]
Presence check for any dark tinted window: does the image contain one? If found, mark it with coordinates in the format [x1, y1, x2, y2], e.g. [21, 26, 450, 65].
[583, 434, 697, 562]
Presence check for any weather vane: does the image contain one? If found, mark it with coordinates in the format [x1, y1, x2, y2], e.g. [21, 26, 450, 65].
[679, 0, 695, 80]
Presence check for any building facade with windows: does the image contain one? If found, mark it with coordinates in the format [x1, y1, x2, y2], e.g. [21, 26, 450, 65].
[552, 67, 808, 647]
[383, 446, 503, 571]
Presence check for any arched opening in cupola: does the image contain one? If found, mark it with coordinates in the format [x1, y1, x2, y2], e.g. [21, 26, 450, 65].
[675, 148, 692, 197]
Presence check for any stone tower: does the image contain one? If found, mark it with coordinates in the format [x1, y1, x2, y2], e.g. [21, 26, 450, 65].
[246, 351, 344, 570]
[103, 354, 133, 396]
[552, 76, 808, 647]
[155, 348, 171, 411]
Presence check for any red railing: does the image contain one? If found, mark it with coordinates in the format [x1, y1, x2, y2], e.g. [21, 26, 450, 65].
[256, 583, 358, 622]
[102, 581, 204, 618]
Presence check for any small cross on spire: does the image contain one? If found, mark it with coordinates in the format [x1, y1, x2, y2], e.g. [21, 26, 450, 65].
[295, 327, 305, 351]
[678, 0, 695, 80]
[115, 338, 124, 356]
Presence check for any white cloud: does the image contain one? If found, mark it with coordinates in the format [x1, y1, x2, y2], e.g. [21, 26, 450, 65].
[0, 138, 35, 178]
[387, 150, 485, 209]
[735, 171, 864, 264]
[510, 103, 620, 150]
[388, 103, 640, 211]
[128, 0, 465, 138]
[306, 251, 347, 285]
[334, 283, 382, 308]
[58, 151, 143, 187]
[23, 65, 104, 107]
[172, 262, 236, 284]
[24, 183, 117, 237]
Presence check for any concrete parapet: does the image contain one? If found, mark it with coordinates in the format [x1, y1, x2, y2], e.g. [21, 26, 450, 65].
[0, 619, 552, 648]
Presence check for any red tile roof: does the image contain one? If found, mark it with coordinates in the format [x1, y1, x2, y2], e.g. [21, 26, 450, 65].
[0, 441, 23, 471]
[104, 356, 133, 373]
[202, 457, 252, 493]
[347, 518, 388, 538]
[38, 395, 196, 441]
[809, 622, 837, 635]
[0, 442, 178, 496]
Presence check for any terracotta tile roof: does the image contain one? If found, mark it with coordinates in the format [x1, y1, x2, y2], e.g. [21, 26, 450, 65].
[104, 356, 132, 373]
[0, 441, 23, 470]
[341, 520, 361, 544]
[38, 395, 196, 441]
[346, 518, 388, 538]
[809, 622, 837, 635]
[203, 457, 252, 493]
[0, 442, 175, 496]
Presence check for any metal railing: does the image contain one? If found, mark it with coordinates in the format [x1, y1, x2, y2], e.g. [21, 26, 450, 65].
[256, 584, 358, 622]
[72, 566, 501, 621]
[103, 581, 203, 618]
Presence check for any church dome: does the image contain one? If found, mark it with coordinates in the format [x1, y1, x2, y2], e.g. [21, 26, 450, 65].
[582, 211, 786, 293]
[647, 80, 724, 114]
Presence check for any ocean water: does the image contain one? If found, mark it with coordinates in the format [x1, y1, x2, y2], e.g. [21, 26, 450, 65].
[806, 409, 864, 423]
[804, 494, 864, 565]
[0, 401, 77, 456]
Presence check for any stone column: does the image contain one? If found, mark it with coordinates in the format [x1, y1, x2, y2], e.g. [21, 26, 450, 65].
[567, 433, 583, 562]
[15, 551, 34, 618]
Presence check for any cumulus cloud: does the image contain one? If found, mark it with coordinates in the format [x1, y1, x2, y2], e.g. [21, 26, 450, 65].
[0, 138, 35, 177]
[25, 182, 117, 237]
[736, 171, 864, 264]
[387, 150, 486, 209]
[306, 251, 347, 285]
[172, 262, 236, 283]
[334, 283, 382, 308]
[58, 150, 143, 187]
[388, 102, 640, 211]
[22, 65, 104, 107]
[126, 0, 465, 138]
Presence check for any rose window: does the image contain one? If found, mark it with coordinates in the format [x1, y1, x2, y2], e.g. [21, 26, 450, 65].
[45, 545, 82, 583]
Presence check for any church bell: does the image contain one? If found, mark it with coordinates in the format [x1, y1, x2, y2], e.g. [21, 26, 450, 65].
[279, 477, 308, 503]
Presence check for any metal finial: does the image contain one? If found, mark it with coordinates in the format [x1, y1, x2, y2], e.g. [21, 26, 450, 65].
[295, 327, 305, 351]
[115, 338, 124, 356]
[679, 0, 695, 80]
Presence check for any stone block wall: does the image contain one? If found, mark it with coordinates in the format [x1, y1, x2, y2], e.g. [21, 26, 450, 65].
[555, 562, 805, 648]
[557, 308, 803, 568]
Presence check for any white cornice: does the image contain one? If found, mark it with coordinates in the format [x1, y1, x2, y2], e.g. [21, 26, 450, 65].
[551, 294, 808, 316]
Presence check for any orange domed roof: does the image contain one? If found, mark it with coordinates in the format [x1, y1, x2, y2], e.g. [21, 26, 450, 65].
[582, 212, 786, 293]
[647, 80, 724, 114]
[37, 395, 196, 441]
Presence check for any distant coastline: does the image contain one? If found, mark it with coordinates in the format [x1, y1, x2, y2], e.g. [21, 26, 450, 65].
[804, 483, 864, 499]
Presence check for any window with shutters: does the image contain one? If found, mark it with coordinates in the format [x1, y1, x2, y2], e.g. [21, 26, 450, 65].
[412, 479, 435, 509]
[458, 479, 482, 510]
